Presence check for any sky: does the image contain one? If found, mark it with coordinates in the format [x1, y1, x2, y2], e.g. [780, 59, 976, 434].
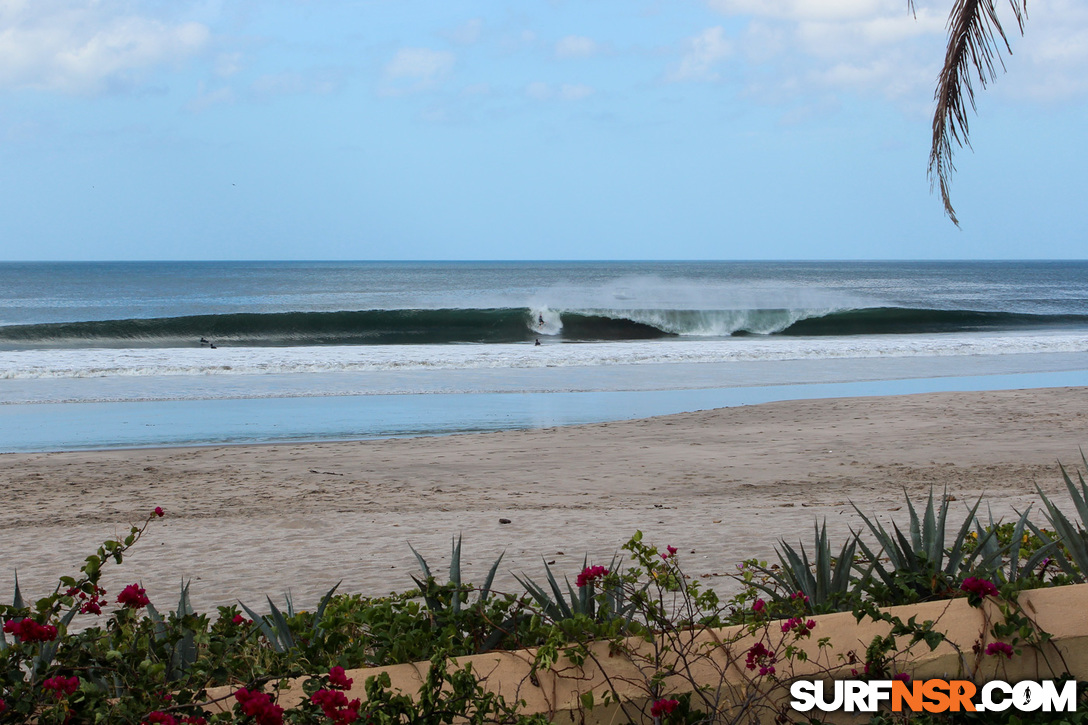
[0, 0, 1086, 261]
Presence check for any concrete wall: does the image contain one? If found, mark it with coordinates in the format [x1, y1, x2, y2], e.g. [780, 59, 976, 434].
[203, 583, 1088, 723]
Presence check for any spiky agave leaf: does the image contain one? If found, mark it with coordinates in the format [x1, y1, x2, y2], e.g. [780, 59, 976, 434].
[978, 507, 1060, 584]
[238, 598, 292, 653]
[853, 488, 1002, 597]
[450, 534, 462, 615]
[478, 551, 504, 604]
[310, 581, 341, 638]
[753, 521, 866, 611]
[1034, 461, 1088, 579]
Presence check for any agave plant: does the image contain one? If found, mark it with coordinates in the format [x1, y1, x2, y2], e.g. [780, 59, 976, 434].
[1033, 459, 1088, 582]
[0, 571, 78, 676]
[852, 488, 1006, 604]
[971, 507, 1060, 586]
[408, 534, 518, 653]
[239, 581, 341, 654]
[747, 521, 870, 613]
[145, 580, 200, 682]
[408, 534, 504, 616]
[513, 554, 634, 625]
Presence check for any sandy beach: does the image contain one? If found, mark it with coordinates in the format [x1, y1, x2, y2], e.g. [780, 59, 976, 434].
[3, 386, 1088, 616]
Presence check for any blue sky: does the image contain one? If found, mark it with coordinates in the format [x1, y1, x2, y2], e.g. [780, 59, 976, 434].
[0, 0, 1086, 261]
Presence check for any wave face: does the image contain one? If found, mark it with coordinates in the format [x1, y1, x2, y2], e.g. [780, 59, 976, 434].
[1, 306, 1087, 349]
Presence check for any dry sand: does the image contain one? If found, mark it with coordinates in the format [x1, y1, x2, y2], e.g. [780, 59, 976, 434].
[2, 386, 1088, 615]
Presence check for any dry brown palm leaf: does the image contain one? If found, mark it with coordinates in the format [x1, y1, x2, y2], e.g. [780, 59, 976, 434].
[914, 0, 1027, 226]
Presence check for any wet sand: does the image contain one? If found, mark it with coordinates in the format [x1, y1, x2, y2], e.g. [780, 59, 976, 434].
[2, 387, 1087, 615]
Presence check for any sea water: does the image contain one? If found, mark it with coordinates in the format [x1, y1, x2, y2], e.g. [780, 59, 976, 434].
[2, 260, 1087, 451]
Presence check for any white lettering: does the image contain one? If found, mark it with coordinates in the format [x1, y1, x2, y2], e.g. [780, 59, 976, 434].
[815, 680, 843, 711]
[868, 681, 893, 711]
[790, 681, 817, 712]
[1013, 681, 1044, 712]
[982, 681, 1013, 712]
[843, 681, 868, 712]
[1040, 680, 1077, 713]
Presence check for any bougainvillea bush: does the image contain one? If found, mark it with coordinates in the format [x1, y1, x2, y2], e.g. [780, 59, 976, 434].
[3, 476, 1088, 723]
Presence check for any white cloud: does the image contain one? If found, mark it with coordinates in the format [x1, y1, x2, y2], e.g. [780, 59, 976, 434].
[525, 81, 594, 101]
[252, 70, 342, 97]
[668, 26, 732, 82]
[555, 35, 597, 59]
[526, 81, 552, 100]
[707, 0, 886, 22]
[383, 47, 455, 93]
[0, 2, 210, 94]
[560, 83, 594, 100]
[186, 82, 233, 112]
[461, 82, 491, 96]
[214, 51, 242, 78]
[1007, 0, 1088, 100]
[697, 0, 949, 102]
[711, 0, 1088, 105]
[446, 18, 483, 45]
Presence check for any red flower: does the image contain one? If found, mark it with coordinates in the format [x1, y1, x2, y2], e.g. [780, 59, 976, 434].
[893, 673, 911, 683]
[311, 688, 361, 724]
[751, 598, 765, 614]
[575, 565, 609, 588]
[235, 688, 284, 725]
[153, 507, 165, 518]
[781, 616, 816, 637]
[650, 698, 679, 717]
[232, 613, 249, 626]
[745, 642, 777, 676]
[42, 675, 79, 699]
[3, 618, 58, 643]
[0, 697, 7, 714]
[328, 666, 353, 690]
[118, 583, 151, 609]
[985, 642, 1015, 659]
[960, 577, 998, 598]
[144, 713, 176, 725]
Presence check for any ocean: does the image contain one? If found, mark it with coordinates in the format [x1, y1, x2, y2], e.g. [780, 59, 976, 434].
[3, 260, 1088, 452]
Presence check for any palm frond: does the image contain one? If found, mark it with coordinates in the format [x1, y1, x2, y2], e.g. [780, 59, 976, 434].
[924, 0, 1027, 226]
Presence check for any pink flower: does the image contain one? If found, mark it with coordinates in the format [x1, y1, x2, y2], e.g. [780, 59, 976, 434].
[328, 665, 353, 690]
[781, 616, 816, 637]
[232, 613, 249, 626]
[235, 688, 284, 725]
[893, 673, 911, 683]
[985, 642, 1015, 659]
[650, 698, 679, 717]
[312, 688, 361, 724]
[575, 565, 609, 588]
[0, 698, 6, 714]
[661, 545, 679, 561]
[69, 583, 107, 615]
[144, 713, 176, 725]
[960, 577, 999, 598]
[744, 642, 777, 675]
[3, 618, 58, 643]
[751, 598, 765, 614]
[42, 675, 79, 699]
[118, 583, 150, 609]
[153, 507, 165, 518]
